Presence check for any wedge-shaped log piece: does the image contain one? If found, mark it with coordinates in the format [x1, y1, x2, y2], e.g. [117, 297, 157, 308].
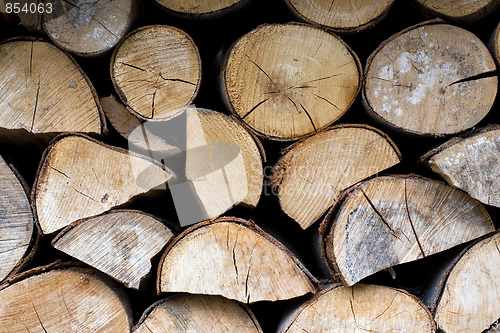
[0, 265, 132, 332]
[0, 156, 36, 282]
[158, 217, 317, 303]
[322, 175, 495, 286]
[435, 232, 500, 333]
[133, 294, 262, 333]
[363, 20, 498, 135]
[285, 0, 396, 33]
[0, 40, 104, 142]
[423, 125, 500, 208]
[272, 125, 401, 229]
[33, 134, 173, 234]
[43, 0, 138, 57]
[223, 23, 361, 140]
[52, 210, 175, 289]
[281, 284, 435, 332]
[111, 25, 201, 121]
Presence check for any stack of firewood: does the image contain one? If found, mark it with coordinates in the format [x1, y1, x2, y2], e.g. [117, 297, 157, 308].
[0, 0, 499, 332]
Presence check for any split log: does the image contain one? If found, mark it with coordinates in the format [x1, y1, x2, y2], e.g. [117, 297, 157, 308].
[434, 232, 500, 332]
[412, 0, 499, 23]
[271, 124, 401, 229]
[320, 174, 495, 286]
[133, 294, 262, 333]
[491, 20, 500, 66]
[52, 210, 175, 289]
[111, 25, 201, 121]
[153, 0, 250, 17]
[0, 39, 105, 144]
[363, 20, 498, 136]
[0, 155, 37, 283]
[102, 100, 264, 226]
[157, 217, 317, 303]
[42, 0, 139, 57]
[33, 134, 173, 234]
[0, 264, 132, 332]
[222, 23, 361, 140]
[423, 125, 500, 208]
[280, 284, 435, 332]
[285, 0, 396, 33]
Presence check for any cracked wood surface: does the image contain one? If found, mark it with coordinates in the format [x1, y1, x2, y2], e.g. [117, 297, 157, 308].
[285, 0, 395, 33]
[42, 0, 138, 57]
[281, 284, 434, 333]
[52, 210, 175, 289]
[413, 0, 499, 22]
[0, 156, 35, 283]
[157, 217, 317, 303]
[0, 266, 132, 332]
[133, 294, 262, 333]
[111, 25, 201, 120]
[322, 174, 495, 286]
[154, 0, 249, 16]
[0, 40, 103, 138]
[424, 125, 500, 208]
[33, 134, 173, 234]
[434, 232, 500, 333]
[272, 124, 401, 229]
[363, 20, 498, 135]
[223, 23, 361, 140]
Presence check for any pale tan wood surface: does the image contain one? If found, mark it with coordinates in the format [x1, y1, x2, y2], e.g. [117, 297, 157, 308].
[413, 0, 499, 22]
[154, 0, 249, 16]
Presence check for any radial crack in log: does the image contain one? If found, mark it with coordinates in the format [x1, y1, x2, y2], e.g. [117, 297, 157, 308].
[223, 23, 361, 140]
[321, 174, 495, 286]
[363, 20, 498, 136]
[111, 25, 201, 121]
[272, 124, 401, 229]
[285, 0, 396, 33]
[280, 284, 435, 332]
[157, 217, 317, 303]
[0, 39, 104, 143]
[0, 265, 132, 332]
[434, 232, 500, 333]
[0, 156, 37, 283]
[133, 294, 263, 333]
[33, 134, 173, 234]
[423, 125, 500, 208]
[52, 210, 175, 289]
[42, 0, 138, 57]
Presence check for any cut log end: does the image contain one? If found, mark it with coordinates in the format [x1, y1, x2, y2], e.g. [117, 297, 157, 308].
[363, 21, 498, 136]
[111, 25, 201, 121]
[42, 0, 138, 56]
[158, 217, 317, 303]
[154, 0, 249, 16]
[285, 0, 396, 33]
[223, 23, 361, 140]
[273, 124, 401, 229]
[413, 0, 499, 23]
[133, 294, 262, 333]
[322, 174, 495, 286]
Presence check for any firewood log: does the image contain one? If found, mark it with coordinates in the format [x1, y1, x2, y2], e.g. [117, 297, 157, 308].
[423, 125, 500, 208]
[271, 124, 401, 229]
[222, 23, 361, 140]
[0, 155, 37, 283]
[363, 20, 498, 136]
[412, 0, 499, 23]
[52, 210, 175, 289]
[0, 39, 105, 144]
[32, 134, 173, 234]
[285, 0, 396, 33]
[280, 284, 435, 332]
[491, 20, 500, 66]
[320, 174, 495, 286]
[0, 264, 132, 332]
[153, 0, 250, 17]
[434, 232, 500, 333]
[157, 217, 318, 303]
[111, 25, 201, 121]
[133, 294, 262, 333]
[42, 0, 139, 56]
